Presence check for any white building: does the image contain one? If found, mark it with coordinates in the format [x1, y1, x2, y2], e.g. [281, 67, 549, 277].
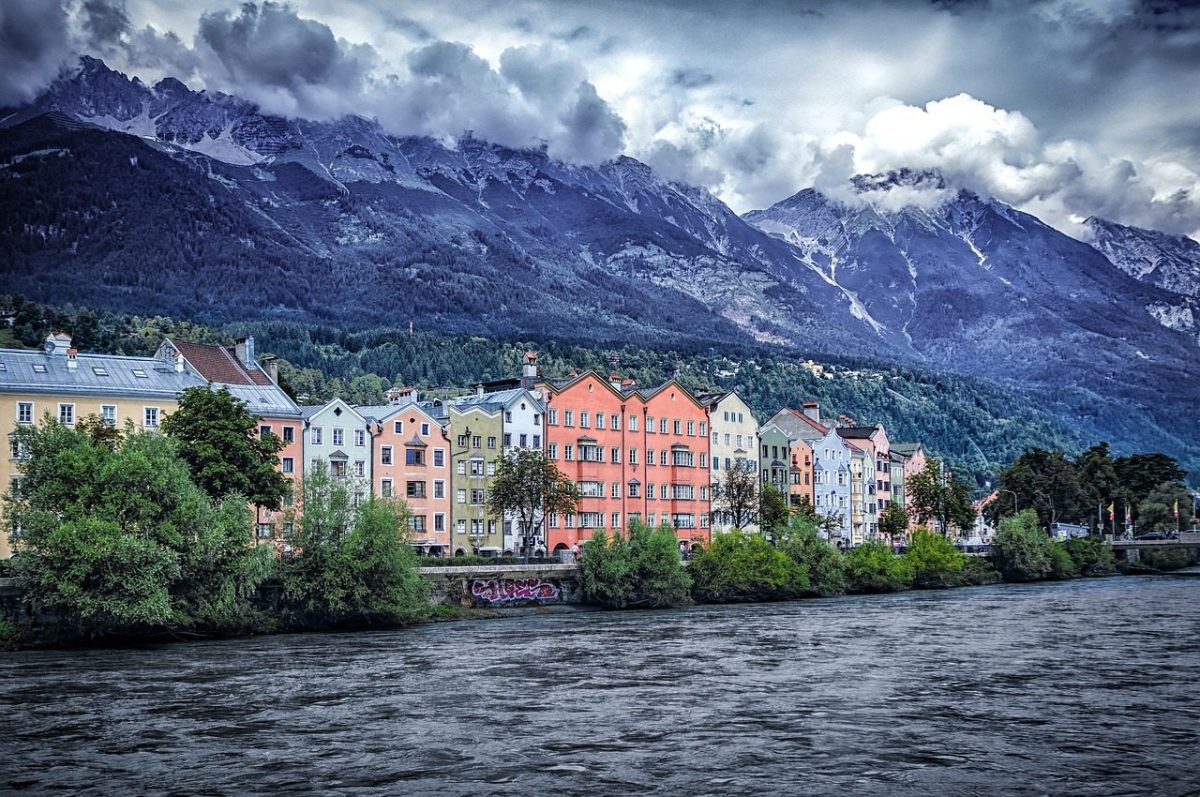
[301, 398, 372, 499]
[699, 391, 760, 534]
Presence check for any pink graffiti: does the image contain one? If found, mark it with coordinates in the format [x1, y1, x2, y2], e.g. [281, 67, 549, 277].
[470, 578, 561, 605]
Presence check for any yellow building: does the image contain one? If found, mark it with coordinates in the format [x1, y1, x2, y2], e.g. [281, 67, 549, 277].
[0, 333, 207, 558]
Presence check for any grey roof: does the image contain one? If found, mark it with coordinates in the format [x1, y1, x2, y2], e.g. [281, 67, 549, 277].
[300, 405, 324, 419]
[450, 387, 542, 409]
[0, 346, 206, 398]
[223, 384, 302, 419]
[891, 442, 923, 456]
[357, 401, 448, 426]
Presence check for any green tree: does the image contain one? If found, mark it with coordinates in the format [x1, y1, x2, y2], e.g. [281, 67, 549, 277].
[1061, 537, 1115, 576]
[904, 528, 965, 588]
[580, 524, 691, 609]
[991, 509, 1054, 582]
[997, 449, 1087, 528]
[486, 448, 580, 559]
[844, 540, 913, 593]
[1136, 481, 1192, 533]
[758, 482, 790, 537]
[6, 423, 271, 638]
[160, 387, 288, 510]
[713, 460, 759, 530]
[908, 460, 977, 536]
[689, 529, 807, 603]
[278, 462, 426, 626]
[878, 501, 910, 541]
[777, 516, 847, 596]
[1075, 442, 1118, 533]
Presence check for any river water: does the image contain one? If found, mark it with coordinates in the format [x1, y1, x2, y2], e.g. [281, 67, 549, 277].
[3, 576, 1199, 796]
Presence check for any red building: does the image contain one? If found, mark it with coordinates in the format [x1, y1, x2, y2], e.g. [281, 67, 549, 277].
[540, 371, 711, 553]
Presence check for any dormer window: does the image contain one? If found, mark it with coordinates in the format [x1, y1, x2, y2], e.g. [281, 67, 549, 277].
[32, 364, 47, 374]
[132, 369, 148, 378]
[92, 367, 109, 376]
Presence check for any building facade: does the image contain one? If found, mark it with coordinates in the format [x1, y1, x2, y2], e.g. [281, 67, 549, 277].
[359, 398, 452, 556]
[700, 391, 760, 534]
[301, 398, 371, 487]
[446, 401, 505, 556]
[837, 425, 892, 541]
[767, 403, 854, 543]
[0, 333, 206, 558]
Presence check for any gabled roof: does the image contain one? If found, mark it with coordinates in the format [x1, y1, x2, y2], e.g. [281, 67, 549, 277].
[163, 339, 300, 418]
[783, 407, 830, 435]
[891, 442, 924, 457]
[837, 426, 880, 440]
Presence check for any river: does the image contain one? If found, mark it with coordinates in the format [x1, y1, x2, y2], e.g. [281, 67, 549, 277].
[3, 576, 1199, 795]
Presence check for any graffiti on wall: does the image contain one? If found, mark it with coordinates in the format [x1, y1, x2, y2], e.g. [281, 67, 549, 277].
[470, 578, 561, 606]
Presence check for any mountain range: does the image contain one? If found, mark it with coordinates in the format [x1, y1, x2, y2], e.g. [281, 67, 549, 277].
[2, 57, 1198, 475]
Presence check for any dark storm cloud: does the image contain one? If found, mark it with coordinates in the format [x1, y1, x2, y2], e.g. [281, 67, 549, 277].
[0, 0, 72, 105]
[81, 0, 131, 46]
[196, 1, 374, 115]
[671, 69, 714, 89]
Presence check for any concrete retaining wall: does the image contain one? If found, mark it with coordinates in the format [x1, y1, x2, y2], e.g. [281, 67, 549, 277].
[419, 563, 582, 607]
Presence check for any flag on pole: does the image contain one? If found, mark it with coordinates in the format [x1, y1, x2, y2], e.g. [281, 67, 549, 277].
[1174, 500, 1179, 518]
[1107, 502, 1114, 521]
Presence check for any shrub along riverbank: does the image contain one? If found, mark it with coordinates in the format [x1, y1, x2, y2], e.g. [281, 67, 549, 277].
[580, 510, 1195, 610]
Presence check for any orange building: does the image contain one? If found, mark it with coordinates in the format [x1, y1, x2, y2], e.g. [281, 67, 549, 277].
[157, 337, 303, 544]
[540, 371, 711, 553]
[359, 397, 452, 556]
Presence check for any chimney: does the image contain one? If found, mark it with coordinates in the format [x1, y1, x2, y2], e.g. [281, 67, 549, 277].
[802, 401, 820, 422]
[66, 348, 78, 369]
[235, 336, 256, 369]
[175, 352, 185, 374]
[260, 355, 279, 383]
[476, 383, 485, 397]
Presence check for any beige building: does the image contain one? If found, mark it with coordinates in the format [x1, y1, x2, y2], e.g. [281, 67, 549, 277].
[698, 391, 759, 534]
[0, 333, 207, 558]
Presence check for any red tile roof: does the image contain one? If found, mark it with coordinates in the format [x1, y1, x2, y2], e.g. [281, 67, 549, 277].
[172, 340, 259, 385]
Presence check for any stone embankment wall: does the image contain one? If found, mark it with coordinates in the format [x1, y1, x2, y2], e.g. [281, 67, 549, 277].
[420, 563, 582, 607]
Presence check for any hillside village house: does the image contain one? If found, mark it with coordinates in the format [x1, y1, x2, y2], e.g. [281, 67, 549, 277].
[359, 391, 452, 557]
[157, 337, 304, 543]
[0, 333, 207, 558]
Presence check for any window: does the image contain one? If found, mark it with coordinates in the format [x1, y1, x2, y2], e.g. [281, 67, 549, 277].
[672, 450, 695, 467]
[660, 419, 668, 434]
[611, 482, 621, 498]
[672, 484, 695, 500]
[17, 402, 33, 424]
[58, 403, 74, 425]
[629, 415, 638, 432]
[660, 450, 668, 466]
[354, 460, 365, 477]
[579, 512, 603, 529]
[700, 422, 707, 436]
[408, 515, 427, 533]
[260, 424, 272, 438]
[381, 479, 394, 498]
[433, 480, 445, 499]
[612, 512, 621, 528]
[284, 426, 296, 444]
[457, 489, 466, 504]
[32, 364, 46, 374]
[699, 453, 708, 468]
[312, 427, 323, 445]
[472, 436, 481, 448]
[406, 448, 424, 466]
[487, 461, 496, 476]
[488, 436, 497, 449]
[648, 448, 656, 465]
[565, 445, 574, 461]
[611, 414, 619, 429]
[673, 420, 682, 435]
[611, 447, 620, 464]
[505, 411, 513, 423]
[131, 368, 148, 379]
[629, 448, 638, 465]
[580, 411, 589, 428]
[282, 457, 294, 474]
[661, 484, 669, 499]
[548, 409, 557, 425]
[470, 489, 485, 505]
[434, 514, 445, 532]
[394, 420, 403, 434]
[421, 423, 430, 436]
[519, 434, 528, 447]
[533, 435, 541, 448]
[647, 416, 655, 433]
[687, 420, 695, 436]
[596, 414, 605, 430]
[534, 414, 541, 426]
[9, 436, 28, 461]
[470, 459, 484, 476]
[457, 461, 466, 475]
[100, 405, 116, 427]
[332, 428, 344, 447]
[564, 410, 574, 427]
[549, 513, 559, 528]
[407, 481, 426, 498]
[433, 449, 445, 467]
[712, 431, 719, 445]
[381, 446, 393, 465]
[256, 523, 274, 540]
[139, 407, 157, 429]
[627, 482, 641, 498]
[578, 481, 604, 497]
[457, 435, 467, 448]
[548, 443, 558, 460]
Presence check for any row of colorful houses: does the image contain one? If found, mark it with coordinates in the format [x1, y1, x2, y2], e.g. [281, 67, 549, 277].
[1, 336, 927, 559]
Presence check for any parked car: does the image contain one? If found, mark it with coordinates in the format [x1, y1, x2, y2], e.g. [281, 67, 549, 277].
[1134, 531, 1168, 540]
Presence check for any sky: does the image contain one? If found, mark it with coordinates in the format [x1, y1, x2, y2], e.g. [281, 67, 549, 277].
[2, 0, 1199, 238]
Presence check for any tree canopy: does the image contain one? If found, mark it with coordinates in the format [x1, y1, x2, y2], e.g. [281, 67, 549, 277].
[485, 448, 580, 558]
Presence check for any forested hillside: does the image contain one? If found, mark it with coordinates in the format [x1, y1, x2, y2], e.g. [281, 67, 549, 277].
[2, 296, 1083, 486]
